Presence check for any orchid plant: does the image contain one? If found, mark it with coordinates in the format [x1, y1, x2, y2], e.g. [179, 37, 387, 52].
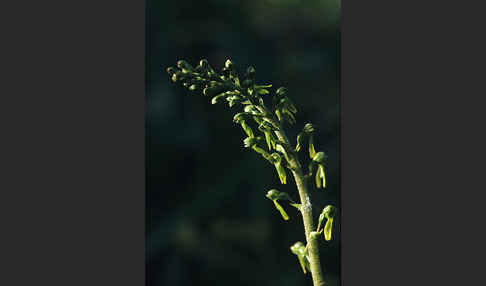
[166, 59, 337, 286]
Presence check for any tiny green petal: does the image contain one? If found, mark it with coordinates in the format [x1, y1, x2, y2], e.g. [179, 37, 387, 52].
[324, 217, 334, 241]
[309, 135, 316, 159]
[273, 200, 289, 221]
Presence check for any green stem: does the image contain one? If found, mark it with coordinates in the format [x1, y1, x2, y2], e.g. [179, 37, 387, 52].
[271, 123, 325, 286]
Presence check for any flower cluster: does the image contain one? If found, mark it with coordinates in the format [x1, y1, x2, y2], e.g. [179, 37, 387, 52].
[167, 58, 337, 277]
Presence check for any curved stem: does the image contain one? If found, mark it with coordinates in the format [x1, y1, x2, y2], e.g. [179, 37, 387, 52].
[272, 127, 326, 286]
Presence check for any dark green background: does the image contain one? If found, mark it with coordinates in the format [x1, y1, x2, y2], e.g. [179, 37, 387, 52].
[146, 0, 340, 285]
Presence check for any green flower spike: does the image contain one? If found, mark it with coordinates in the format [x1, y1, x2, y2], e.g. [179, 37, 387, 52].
[317, 205, 336, 241]
[269, 153, 287, 184]
[166, 59, 334, 285]
[290, 241, 310, 274]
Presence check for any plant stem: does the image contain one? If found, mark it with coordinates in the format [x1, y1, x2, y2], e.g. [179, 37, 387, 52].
[292, 166, 325, 286]
[273, 128, 326, 286]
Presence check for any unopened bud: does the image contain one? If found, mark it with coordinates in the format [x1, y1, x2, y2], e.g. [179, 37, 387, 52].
[177, 60, 193, 73]
[225, 59, 233, 69]
[166, 67, 176, 75]
[265, 189, 280, 200]
[303, 123, 316, 134]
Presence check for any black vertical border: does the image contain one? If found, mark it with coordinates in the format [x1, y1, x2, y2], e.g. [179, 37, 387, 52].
[1, 0, 145, 285]
[342, 0, 484, 285]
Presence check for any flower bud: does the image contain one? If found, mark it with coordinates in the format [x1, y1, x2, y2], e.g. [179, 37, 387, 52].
[224, 59, 233, 69]
[265, 189, 280, 200]
[166, 67, 176, 75]
[177, 60, 193, 73]
[303, 123, 316, 134]
[199, 59, 216, 75]
[199, 59, 209, 68]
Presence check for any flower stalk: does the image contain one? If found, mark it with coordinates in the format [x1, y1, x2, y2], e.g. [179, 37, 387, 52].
[166, 58, 337, 286]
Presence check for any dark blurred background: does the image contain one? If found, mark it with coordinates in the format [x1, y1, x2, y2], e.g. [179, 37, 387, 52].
[146, 0, 340, 285]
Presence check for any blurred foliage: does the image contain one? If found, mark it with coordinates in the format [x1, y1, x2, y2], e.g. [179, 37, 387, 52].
[146, 0, 340, 285]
